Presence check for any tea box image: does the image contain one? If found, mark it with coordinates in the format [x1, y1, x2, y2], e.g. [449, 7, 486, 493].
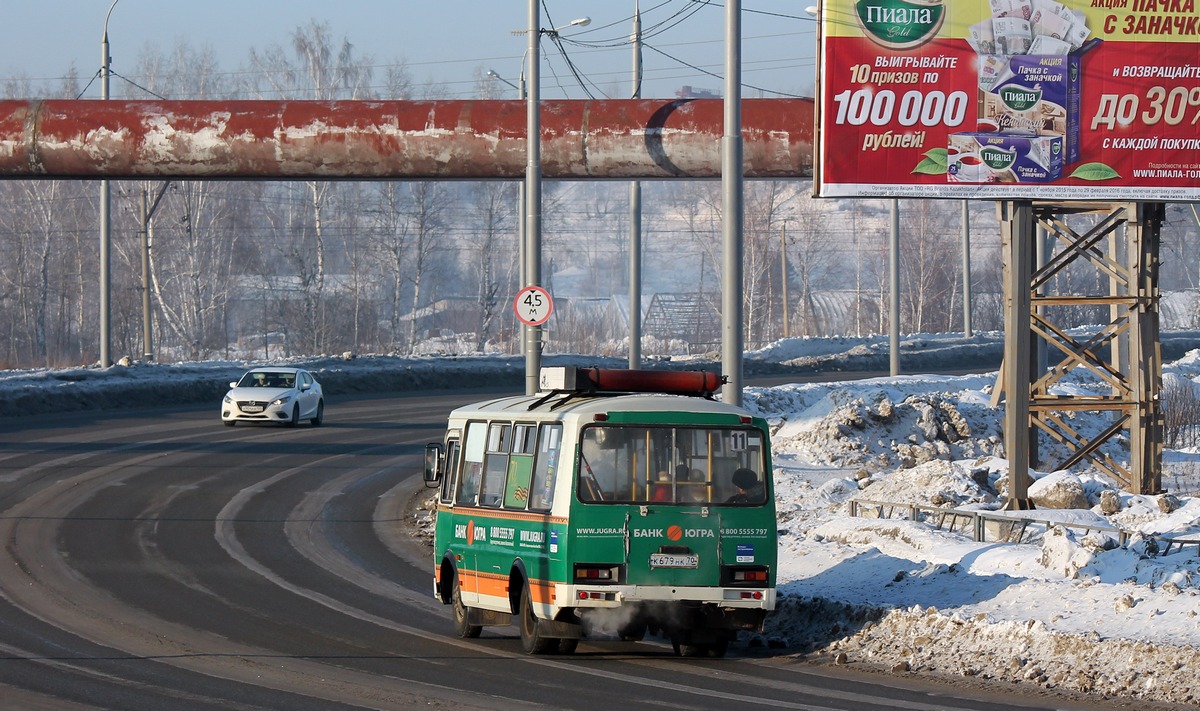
[978, 50, 1088, 166]
[948, 132, 1064, 184]
[964, 2, 1100, 177]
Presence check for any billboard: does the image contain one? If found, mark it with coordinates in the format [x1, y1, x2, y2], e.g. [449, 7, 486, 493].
[813, 0, 1200, 200]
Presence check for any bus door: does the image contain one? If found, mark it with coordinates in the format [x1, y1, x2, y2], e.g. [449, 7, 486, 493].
[627, 501, 720, 588]
[577, 424, 733, 588]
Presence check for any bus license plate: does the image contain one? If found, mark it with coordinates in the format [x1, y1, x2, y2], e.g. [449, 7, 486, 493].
[650, 553, 698, 569]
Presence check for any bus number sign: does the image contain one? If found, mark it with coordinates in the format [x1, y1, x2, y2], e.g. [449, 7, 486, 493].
[514, 286, 554, 327]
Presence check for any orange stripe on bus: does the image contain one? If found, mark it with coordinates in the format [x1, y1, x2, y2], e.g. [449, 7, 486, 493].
[455, 570, 554, 604]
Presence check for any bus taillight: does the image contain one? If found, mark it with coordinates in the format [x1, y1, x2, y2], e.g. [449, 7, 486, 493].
[735, 570, 768, 582]
[722, 565, 770, 586]
[574, 563, 620, 583]
[577, 591, 616, 601]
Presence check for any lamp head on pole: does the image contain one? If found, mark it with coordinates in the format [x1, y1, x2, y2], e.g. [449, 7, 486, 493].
[486, 69, 519, 92]
[543, 16, 591, 36]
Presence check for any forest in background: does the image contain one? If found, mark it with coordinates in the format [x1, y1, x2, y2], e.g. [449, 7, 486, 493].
[5, 22, 1200, 370]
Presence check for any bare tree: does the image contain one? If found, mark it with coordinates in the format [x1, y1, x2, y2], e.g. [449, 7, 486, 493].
[401, 182, 449, 353]
[787, 193, 849, 337]
[144, 180, 245, 359]
[466, 182, 518, 351]
[899, 201, 960, 333]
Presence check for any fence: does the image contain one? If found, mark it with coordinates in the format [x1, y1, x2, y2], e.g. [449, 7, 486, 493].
[846, 498, 1200, 557]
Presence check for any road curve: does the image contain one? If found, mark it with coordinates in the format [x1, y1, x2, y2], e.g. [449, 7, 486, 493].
[0, 388, 1133, 711]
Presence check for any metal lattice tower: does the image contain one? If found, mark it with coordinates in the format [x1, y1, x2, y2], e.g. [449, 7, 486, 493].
[1000, 200, 1164, 507]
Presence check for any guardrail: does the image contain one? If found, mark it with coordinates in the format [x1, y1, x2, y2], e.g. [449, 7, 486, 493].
[846, 498, 1200, 556]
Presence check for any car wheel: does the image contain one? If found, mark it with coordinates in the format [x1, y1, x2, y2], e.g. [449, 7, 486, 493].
[287, 404, 299, 427]
[310, 400, 324, 427]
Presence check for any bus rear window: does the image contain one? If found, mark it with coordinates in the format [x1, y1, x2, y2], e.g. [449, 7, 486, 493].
[577, 425, 766, 505]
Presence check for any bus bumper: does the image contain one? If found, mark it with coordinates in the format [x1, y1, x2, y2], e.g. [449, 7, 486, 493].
[557, 584, 775, 610]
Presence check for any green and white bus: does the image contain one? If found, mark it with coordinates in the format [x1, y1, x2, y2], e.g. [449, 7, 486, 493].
[423, 366, 776, 657]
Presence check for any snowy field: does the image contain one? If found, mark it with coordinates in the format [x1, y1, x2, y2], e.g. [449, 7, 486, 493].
[4, 332, 1200, 707]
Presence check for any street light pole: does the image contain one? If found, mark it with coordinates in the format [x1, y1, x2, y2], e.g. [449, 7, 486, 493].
[520, 10, 589, 394]
[720, 0, 745, 405]
[100, 0, 118, 367]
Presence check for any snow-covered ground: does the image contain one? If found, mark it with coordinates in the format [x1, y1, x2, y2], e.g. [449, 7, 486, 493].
[4, 331, 1200, 706]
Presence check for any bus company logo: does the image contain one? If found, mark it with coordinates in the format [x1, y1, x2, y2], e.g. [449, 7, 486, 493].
[854, 0, 945, 51]
[633, 526, 715, 540]
[455, 520, 488, 544]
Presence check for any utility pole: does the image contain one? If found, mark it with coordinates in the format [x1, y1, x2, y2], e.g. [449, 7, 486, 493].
[962, 200, 973, 337]
[628, 1, 643, 369]
[889, 199, 900, 376]
[781, 224, 790, 339]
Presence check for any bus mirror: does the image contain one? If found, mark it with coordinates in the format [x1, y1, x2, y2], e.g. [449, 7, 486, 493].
[423, 443, 444, 487]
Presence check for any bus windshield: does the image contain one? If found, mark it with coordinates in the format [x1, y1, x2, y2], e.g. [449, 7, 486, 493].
[576, 424, 766, 505]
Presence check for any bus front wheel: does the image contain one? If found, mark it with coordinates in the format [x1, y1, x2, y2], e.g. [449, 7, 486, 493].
[519, 584, 556, 655]
[452, 575, 482, 639]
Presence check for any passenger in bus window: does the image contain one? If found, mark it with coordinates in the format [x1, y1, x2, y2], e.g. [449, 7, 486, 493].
[686, 468, 709, 503]
[726, 467, 764, 504]
[651, 464, 690, 502]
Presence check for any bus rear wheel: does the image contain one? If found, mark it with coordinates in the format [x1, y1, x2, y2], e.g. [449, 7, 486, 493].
[673, 637, 729, 658]
[519, 584, 556, 655]
[452, 575, 482, 639]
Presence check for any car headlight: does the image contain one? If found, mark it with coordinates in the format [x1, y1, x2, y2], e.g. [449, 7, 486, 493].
[271, 395, 292, 406]
[223, 394, 233, 404]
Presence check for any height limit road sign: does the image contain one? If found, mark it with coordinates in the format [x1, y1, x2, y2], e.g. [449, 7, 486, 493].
[513, 286, 554, 327]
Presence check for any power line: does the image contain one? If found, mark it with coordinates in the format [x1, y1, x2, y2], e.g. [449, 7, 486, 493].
[642, 42, 808, 98]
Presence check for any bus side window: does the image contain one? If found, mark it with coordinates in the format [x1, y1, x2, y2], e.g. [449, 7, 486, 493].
[504, 423, 537, 509]
[529, 424, 562, 511]
[439, 439, 460, 504]
[457, 422, 487, 506]
[479, 423, 511, 508]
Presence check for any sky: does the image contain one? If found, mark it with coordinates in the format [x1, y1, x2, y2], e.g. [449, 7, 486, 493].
[4, 331, 1200, 705]
[1, 1, 819, 100]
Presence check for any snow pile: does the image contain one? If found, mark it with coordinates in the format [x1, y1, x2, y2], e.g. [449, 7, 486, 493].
[748, 367, 1200, 706]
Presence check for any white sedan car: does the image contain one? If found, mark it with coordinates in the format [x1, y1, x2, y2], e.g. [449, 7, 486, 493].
[221, 367, 324, 427]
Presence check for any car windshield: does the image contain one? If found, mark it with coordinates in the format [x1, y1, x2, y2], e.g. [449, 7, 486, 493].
[238, 372, 295, 388]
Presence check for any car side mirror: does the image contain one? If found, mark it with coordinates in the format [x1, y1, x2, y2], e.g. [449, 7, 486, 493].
[229, 381, 237, 388]
[423, 443, 444, 487]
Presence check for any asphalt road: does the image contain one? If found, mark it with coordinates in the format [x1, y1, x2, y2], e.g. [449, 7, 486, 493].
[0, 387, 1151, 711]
